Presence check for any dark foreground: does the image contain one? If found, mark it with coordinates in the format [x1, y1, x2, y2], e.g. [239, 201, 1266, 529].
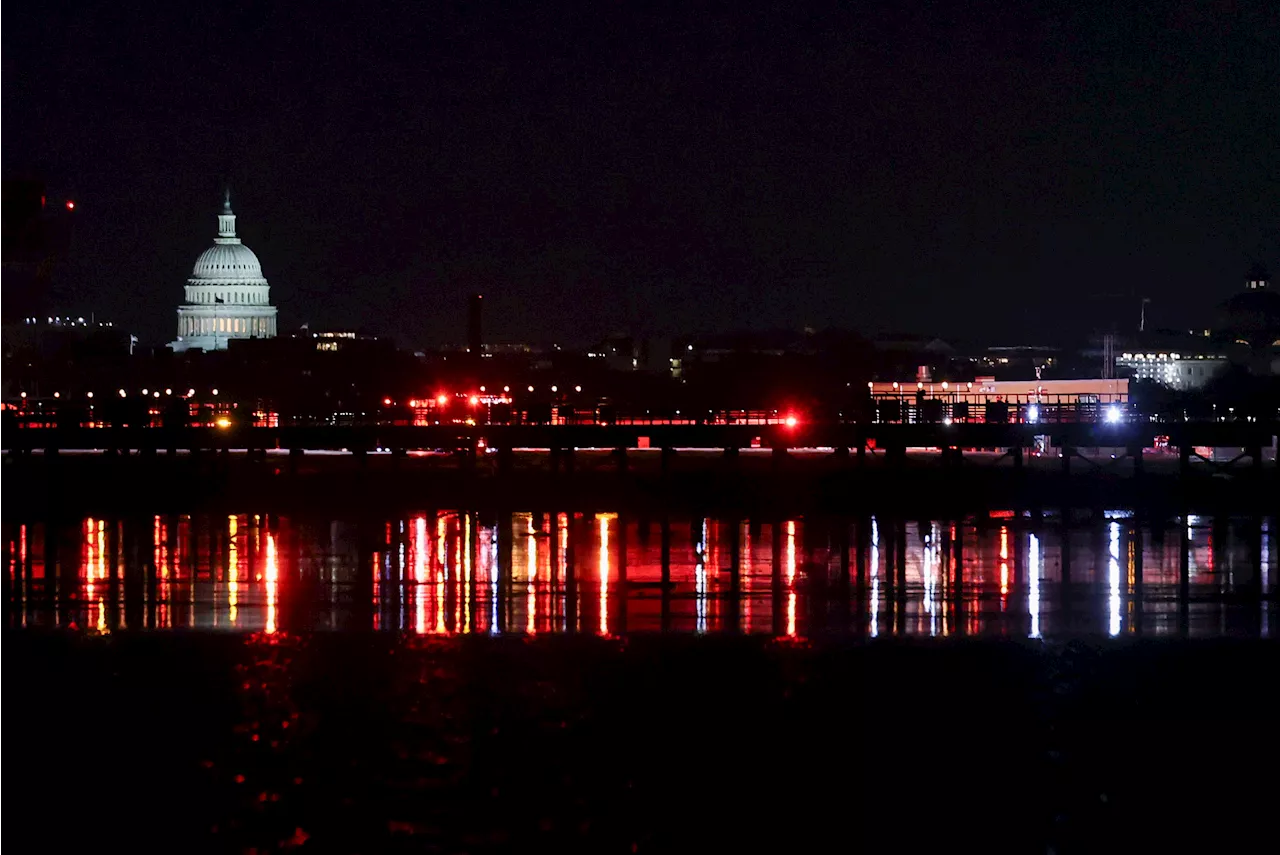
[8, 633, 1278, 854]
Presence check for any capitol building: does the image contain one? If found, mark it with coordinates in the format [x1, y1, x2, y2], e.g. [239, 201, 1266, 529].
[170, 192, 278, 352]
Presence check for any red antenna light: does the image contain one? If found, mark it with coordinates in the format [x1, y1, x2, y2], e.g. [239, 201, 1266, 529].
[65, 200, 76, 211]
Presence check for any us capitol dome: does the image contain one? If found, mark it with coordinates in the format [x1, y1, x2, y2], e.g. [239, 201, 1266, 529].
[170, 191, 278, 352]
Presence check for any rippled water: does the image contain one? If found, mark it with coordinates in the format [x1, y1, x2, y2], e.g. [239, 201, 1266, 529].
[6, 511, 1274, 637]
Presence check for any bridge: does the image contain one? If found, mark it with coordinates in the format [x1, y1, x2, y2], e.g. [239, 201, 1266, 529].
[5, 418, 1277, 476]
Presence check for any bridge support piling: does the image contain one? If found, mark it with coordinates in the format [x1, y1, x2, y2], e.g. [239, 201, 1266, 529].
[1132, 524, 1144, 633]
[106, 518, 121, 631]
[883, 518, 896, 605]
[1179, 516, 1191, 635]
[771, 519, 784, 637]
[563, 514, 577, 633]
[123, 517, 143, 631]
[952, 519, 964, 631]
[855, 517, 869, 634]
[727, 518, 741, 632]
[894, 520, 907, 597]
[615, 512, 628, 635]
[0, 524, 9, 624]
[660, 514, 672, 631]
[43, 517, 59, 612]
[1060, 520, 1072, 630]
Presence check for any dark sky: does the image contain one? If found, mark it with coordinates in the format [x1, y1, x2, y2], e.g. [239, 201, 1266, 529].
[4, 1, 1278, 347]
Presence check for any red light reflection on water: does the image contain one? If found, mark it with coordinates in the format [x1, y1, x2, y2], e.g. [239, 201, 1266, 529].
[265, 533, 278, 635]
[25, 511, 1263, 639]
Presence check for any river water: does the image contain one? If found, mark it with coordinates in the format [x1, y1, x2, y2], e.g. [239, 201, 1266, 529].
[6, 511, 1278, 853]
[5, 511, 1275, 637]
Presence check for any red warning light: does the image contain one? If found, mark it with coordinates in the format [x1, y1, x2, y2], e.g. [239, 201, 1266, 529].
[784, 415, 799, 428]
[383, 397, 392, 406]
[65, 200, 76, 211]
[469, 395, 479, 406]
[436, 394, 448, 406]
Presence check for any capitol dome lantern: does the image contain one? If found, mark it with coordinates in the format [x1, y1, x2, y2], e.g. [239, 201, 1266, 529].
[170, 190, 278, 353]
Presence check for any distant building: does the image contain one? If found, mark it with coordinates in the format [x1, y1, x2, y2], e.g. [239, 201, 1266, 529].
[1116, 351, 1227, 390]
[170, 191, 278, 353]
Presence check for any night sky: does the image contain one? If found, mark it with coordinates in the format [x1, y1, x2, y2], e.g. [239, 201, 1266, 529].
[4, 1, 1278, 348]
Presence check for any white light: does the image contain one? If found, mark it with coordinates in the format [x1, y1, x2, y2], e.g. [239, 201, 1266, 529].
[943, 416, 952, 426]
[54, 392, 60, 398]
[527, 385, 534, 393]
[119, 389, 127, 397]
[141, 388, 149, 395]
[1105, 404, 1122, 424]
[187, 388, 195, 397]
[574, 385, 582, 393]
[1027, 404, 1039, 423]
[165, 388, 172, 395]
[212, 388, 219, 396]
[87, 392, 94, 398]
[153, 391, 160, 398]
[551, 385, 558, 392]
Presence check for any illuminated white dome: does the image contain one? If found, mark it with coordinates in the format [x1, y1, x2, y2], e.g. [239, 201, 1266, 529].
[190, 241, 265, 282]
[170, 190, 278, 353]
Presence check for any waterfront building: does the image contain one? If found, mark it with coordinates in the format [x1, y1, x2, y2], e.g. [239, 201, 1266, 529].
[170, 192, 277, 353]
[1116, 351, 1227, 390]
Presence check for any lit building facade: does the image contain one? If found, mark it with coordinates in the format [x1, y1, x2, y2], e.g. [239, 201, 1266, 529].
[170, 192, 277, 353]
[1116, 351, 1226, 390]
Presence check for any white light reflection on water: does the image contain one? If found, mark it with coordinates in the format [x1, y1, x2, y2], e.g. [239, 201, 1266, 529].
[786, 520, 797, 637]
[1109, 522, 1121, 637]
[526, 514, 538, 636]
[558, 514, 569, 633]
[870, 518, 880, 638]
[414, 516, 428, 634]
[1262, 519, 1270, 639]
[1029, 533, 1041, 639]
[694, 521, 707, 634]
[489, 526, 500, 635]
[436, 515, 448, 635]
[922, 526, 939, 636]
